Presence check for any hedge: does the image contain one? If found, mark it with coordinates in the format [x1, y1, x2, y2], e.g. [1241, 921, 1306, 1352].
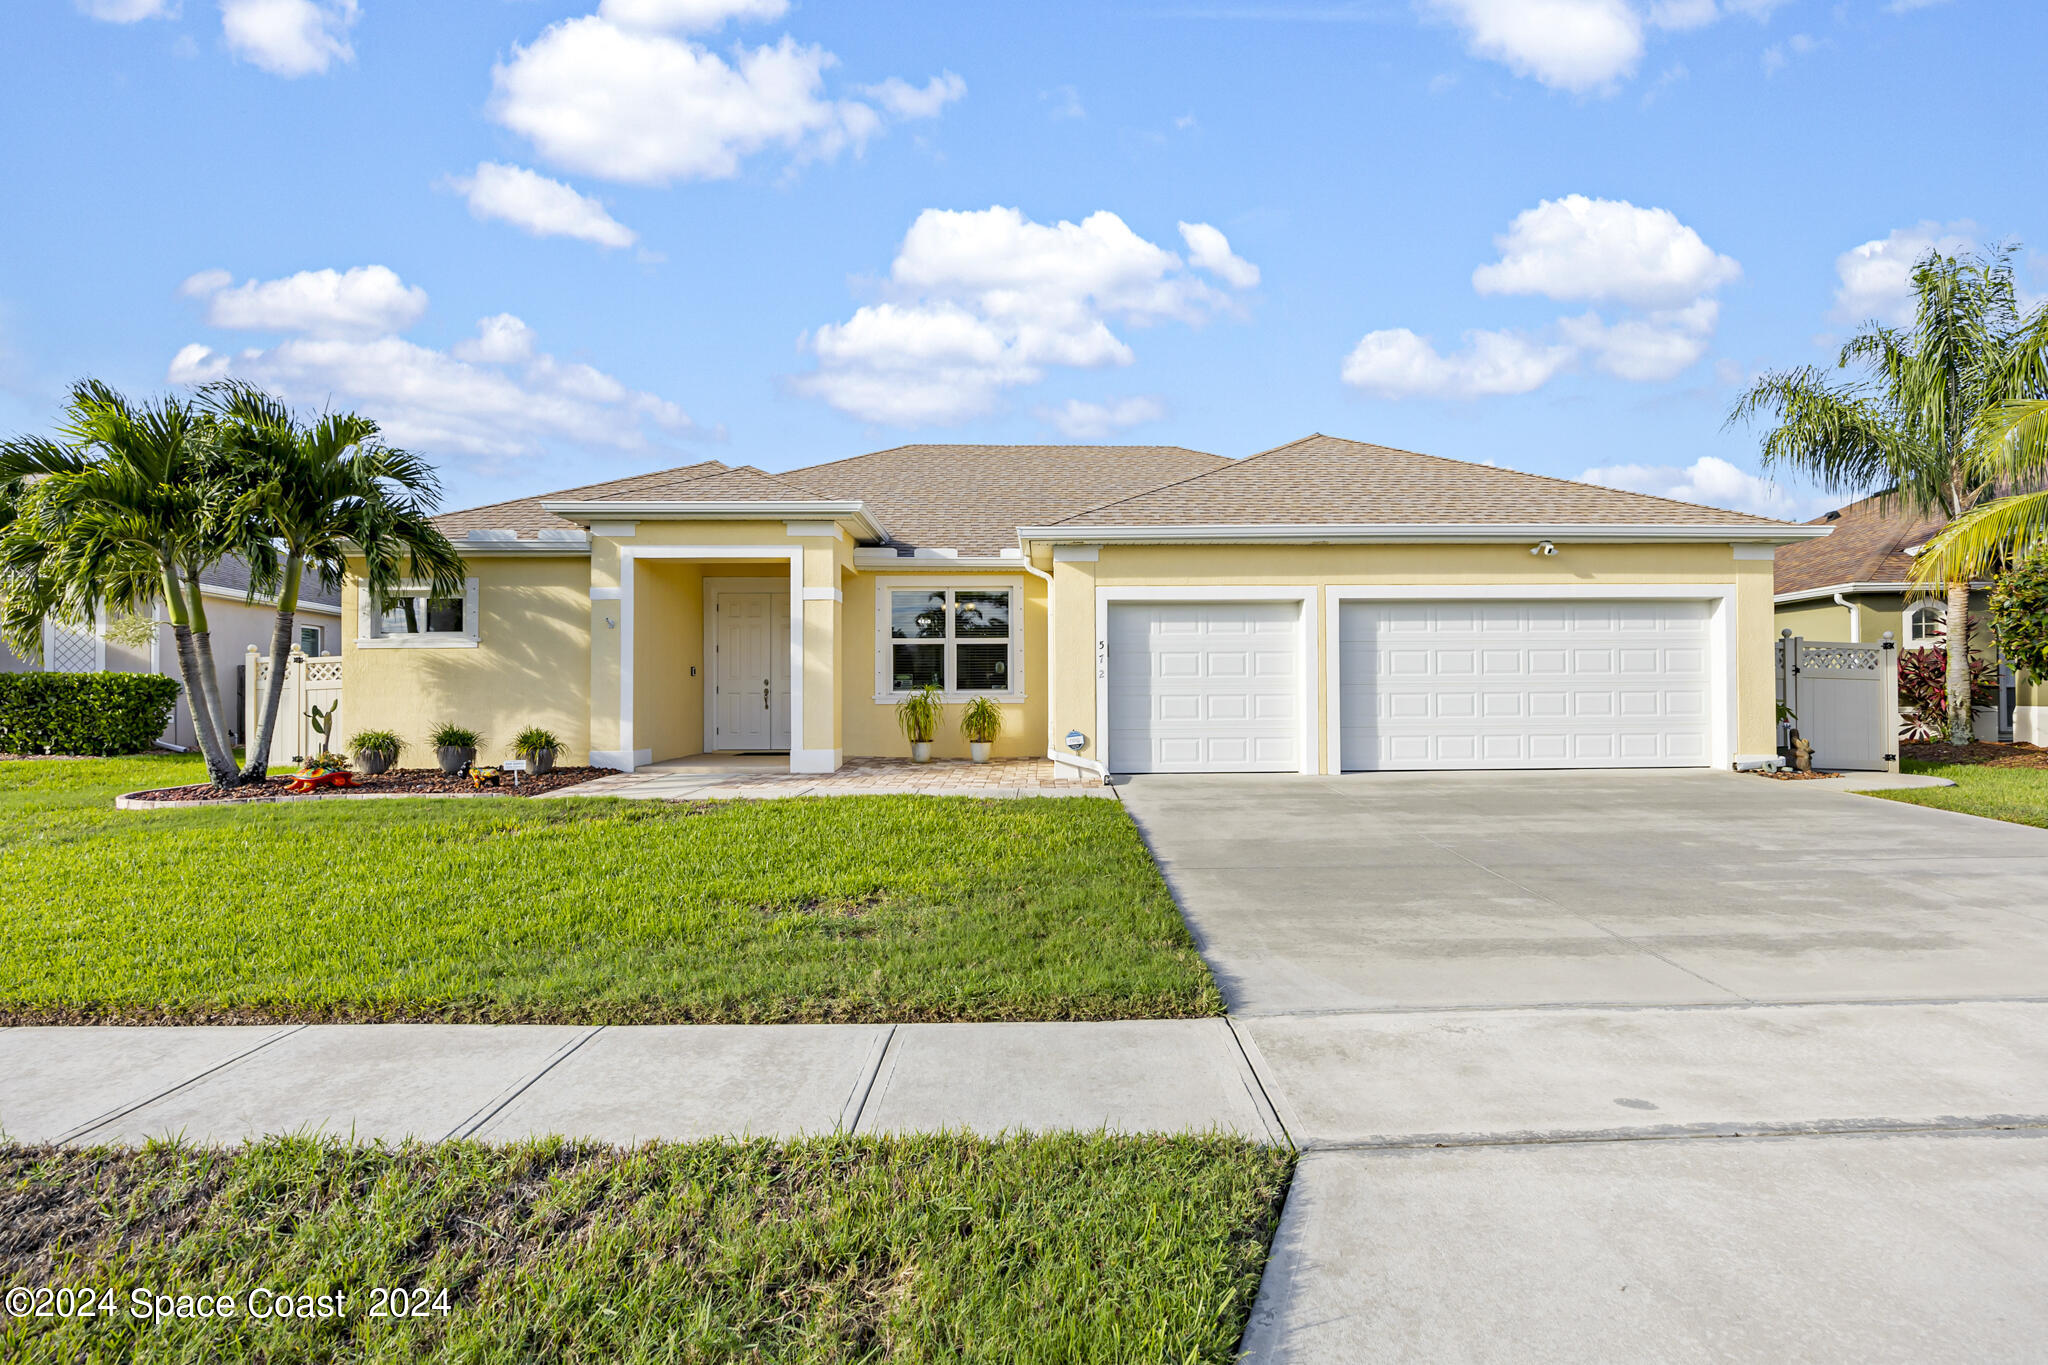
[0, 672, 181, 756]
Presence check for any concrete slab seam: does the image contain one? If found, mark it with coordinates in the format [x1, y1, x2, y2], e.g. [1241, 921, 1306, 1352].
[1224, 1018, 1299, 1149]
[62, 1025, 307, 1144]
[1229, 994, 2048, 1021]
[846, 1025, 906, 1136]
[448, 1026, 606, 1141]
[838, 1025, 897, 1133]
[1304, 1113, 2048, 1154]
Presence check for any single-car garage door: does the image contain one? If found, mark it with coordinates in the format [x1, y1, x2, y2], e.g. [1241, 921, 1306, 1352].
[1108, 602, 1300, 773]
[1339, 599, 1711, 771]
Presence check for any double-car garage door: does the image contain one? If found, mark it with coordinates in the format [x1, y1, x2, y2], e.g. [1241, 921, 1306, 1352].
[1105, 598, 1712, 774]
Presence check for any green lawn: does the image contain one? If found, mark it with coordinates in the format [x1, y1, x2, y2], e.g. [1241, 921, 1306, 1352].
[1, 1133, 1293, 1364]
[0, 755, 1220, 1024]
[1871, 759, 2048, 829]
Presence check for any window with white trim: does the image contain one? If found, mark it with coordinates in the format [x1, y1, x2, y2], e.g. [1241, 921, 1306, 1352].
[297, 624, 325, 655]
[886, 586, 1015, 693]
[1905, 600, 1945, 643]
[358, 578, 481, 648]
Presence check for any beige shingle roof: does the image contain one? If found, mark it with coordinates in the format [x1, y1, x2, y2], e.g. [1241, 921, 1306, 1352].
[1773, 492, 1948, 595]
[432, 461, 732, 539]
[787, 444, 1227, 552]
[1053, 434, 1794, 529]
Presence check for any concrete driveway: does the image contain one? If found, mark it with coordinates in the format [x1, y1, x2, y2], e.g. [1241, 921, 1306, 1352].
[1117, 768, 2048, 1014]
[1117, 770, 2048, 1363]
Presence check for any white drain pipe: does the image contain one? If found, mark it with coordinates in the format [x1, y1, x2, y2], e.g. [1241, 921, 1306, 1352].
[1833, 592, 1861, 642]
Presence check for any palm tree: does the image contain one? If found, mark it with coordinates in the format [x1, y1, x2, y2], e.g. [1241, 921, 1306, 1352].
[1729, 248, 2048, 745]
[1911, 395, 2048, 589]
[0, 381, 243, 784]
[201, 382, 467, 782]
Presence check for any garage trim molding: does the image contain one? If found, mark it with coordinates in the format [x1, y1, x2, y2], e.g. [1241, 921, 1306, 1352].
[1321, 584, 1740, 775]
[1096, 585, 1320, 776]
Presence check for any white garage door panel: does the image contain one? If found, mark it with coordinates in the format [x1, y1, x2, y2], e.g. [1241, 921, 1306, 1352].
[1340, 600, 1711, 771]
[1109, 603, 1300, 773]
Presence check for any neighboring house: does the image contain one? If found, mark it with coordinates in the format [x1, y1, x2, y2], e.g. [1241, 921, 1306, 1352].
[1772, 492, 2039, 743]
[342, 433, 1824, 777]
[0, 557, 345, 750]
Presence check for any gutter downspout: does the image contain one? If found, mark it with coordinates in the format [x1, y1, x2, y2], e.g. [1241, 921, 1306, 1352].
[1833, 592, 1861, 643]
[1021, 555, 1108, 781]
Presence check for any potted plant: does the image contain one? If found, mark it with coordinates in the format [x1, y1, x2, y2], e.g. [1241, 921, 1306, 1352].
[895, 683, 942, 763]
[960, 695, 1002, 764]
[514, 725, 561, 775]
[348, 728, 404, 776]
[429, 722, 480, 776]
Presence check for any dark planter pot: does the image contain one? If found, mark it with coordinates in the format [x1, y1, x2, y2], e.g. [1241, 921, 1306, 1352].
[526, 748, 557, 775]
[357, 749, 396, 776]
[437, 745, 476, 776]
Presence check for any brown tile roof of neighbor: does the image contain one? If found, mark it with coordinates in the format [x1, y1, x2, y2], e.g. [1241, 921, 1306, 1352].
[1773, 492, 1950, 596]
[1052, 433, 1794, 529]
[431, 460, 733, 539]
[785, 444, 1228, 552]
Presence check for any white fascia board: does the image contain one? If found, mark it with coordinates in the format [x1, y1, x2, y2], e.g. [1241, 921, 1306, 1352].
[851, 548, 1023, 570]
[1016, 522, 1834, 545]
[541, 499, 886, 542]
[1774, 580, 1988, 605]
[451, 540, 594, 556]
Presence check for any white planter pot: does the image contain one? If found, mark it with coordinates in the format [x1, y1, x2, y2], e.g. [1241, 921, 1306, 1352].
[910, 741, 933, 763]
[969, 741, 991, 764]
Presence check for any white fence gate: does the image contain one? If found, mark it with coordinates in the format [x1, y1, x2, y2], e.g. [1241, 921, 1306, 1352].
[1776, 630, 1899, 773]
[244, 647, 344, 761]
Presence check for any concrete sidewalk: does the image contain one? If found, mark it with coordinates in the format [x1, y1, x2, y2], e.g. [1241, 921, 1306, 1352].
[0, 1019, 1281, 1147]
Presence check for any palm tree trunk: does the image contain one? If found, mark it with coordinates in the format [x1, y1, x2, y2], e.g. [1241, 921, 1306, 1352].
[1945, 579, 1973, 746]
[161, 565, 237, 786]
[242, 555, 302, 781]
[181, 573, 240, 783]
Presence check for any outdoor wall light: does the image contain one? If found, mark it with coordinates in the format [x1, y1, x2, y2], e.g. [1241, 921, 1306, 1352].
[1530, 540, 1558, 557]
[604, 617, 616, 628]
[1065, 729, 1086, 752]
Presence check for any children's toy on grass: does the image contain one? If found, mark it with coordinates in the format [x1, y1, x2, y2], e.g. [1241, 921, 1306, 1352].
[285, 753, 355, 794]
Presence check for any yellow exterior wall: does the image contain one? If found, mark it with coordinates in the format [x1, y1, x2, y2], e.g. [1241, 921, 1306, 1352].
[634, 560, 703, 761]
[341, 554, 591, 765]
[1047, 541, 1780, 773]
[1773, 591, 1995, 651]
[841, 568, 1050, 761]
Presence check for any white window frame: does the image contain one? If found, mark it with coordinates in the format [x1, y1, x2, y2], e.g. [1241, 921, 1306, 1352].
[355, 577, 481, 649]
[297, 623, 325, 656]
[1904, 599, 1946, 644]
[873, 578, 1026, 703]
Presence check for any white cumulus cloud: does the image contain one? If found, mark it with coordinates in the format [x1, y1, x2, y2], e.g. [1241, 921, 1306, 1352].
[74, 0, 176, 21]
[595, 0, 786, 29]
[1341, 327, 1575, 399]
[170, 302, 692, 463]
[489, 6, 960, 185]
[1178, 221, 1260, 289]
[451, 163, 637, 249]
[795, 206, 1257, 426]
[1036, 396, 1167, 439]
[1832, 221, 1976, 327]
[1579, 454, 1823, 519]
[180, 264, 427, 338]
[1473, 195, 1741, 308]
[1425, 0, 1643, 93]
[220, 0, 358, 78]
[1344, 195, 1737, 398]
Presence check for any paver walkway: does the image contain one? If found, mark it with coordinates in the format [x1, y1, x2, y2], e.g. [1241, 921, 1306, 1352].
[553, 755, 1110, 801]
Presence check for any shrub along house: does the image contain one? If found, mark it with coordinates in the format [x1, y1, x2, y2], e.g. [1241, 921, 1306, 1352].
[342, 434, 1828, 777]
[1772, 492, 2039, 743]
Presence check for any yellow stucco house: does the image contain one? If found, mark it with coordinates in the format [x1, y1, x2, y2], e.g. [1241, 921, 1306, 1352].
[342, 434, 1832, 777]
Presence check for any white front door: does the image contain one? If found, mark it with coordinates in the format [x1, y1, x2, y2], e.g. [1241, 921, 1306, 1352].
[1338, 599, 1712, 770]
[712, 591, 791, 751]
[1106, 602, 1301, 773]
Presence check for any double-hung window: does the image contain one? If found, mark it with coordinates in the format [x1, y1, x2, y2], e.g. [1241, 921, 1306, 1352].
[358, 578, 481, 648]
[886, 586, 1016, 694]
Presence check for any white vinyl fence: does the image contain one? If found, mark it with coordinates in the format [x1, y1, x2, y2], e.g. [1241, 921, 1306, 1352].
[1775, 630, 1900, 773]
[244, 647, 344, 761]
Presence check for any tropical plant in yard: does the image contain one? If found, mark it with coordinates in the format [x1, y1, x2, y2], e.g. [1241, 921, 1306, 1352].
[0, 381, 244, 783]
[960, 695, 1003, 742]
[201, 382, 465, 784]
[1729, 246, 2048, 745]
[1989, 552, 2048, 682]
[348, 728, 403, 758]
[1896, 644, 1998, 741]
[1913, 394, 2048, 608]
[895, 683, 942, 748]
[513, 726, 561, 757]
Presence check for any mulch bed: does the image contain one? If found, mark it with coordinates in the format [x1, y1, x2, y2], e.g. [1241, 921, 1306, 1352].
[124, 766, 612, 803]
[1749, 768, 1840, 780]
[0, 753, 98, 762]
[1900, 741, 2048, 770]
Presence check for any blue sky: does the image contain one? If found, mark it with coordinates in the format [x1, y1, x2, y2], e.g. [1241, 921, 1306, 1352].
[2, 0, 2039, 521]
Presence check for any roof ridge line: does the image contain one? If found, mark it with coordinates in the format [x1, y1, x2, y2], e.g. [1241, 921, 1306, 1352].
[1047, 436, 1327, 527]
